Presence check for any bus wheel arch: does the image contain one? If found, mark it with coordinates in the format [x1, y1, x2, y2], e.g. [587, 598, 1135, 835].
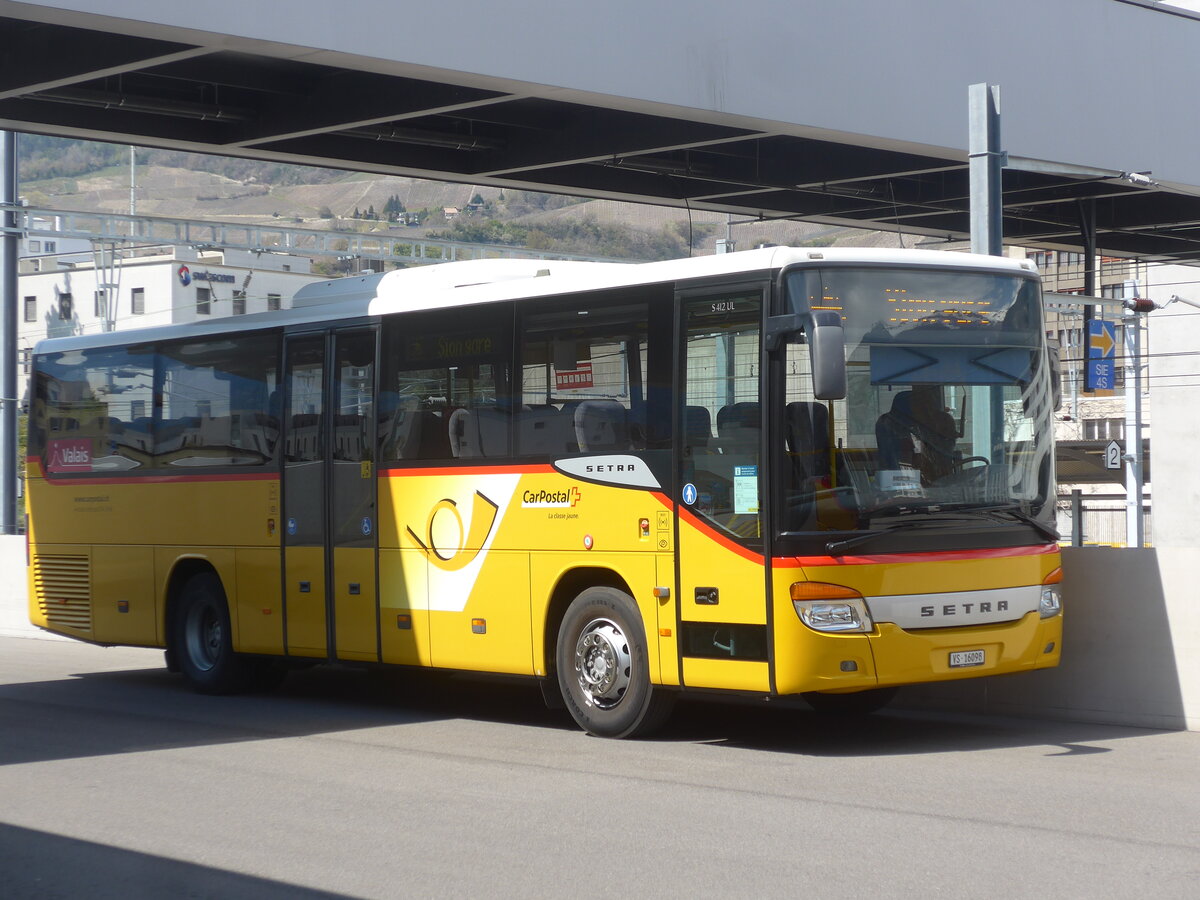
[553, 582, 675, 738]
[542, 567, 629, 684]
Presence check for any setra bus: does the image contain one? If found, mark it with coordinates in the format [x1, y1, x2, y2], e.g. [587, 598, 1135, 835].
[26, 247, 1063, 737]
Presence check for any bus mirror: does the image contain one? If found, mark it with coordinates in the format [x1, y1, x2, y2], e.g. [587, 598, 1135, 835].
[809, 312, 847, 400]
[1047, 339, 1063, 411]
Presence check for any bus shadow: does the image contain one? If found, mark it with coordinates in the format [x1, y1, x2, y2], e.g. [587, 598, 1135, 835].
[0, 822, 354, 899]
[0, 661, 1167, 766]
[659, 697, 1169, 756]
[0, 663, 571, 767]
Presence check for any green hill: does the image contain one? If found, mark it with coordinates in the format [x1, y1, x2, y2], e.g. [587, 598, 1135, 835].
[17, 135, 893, 261]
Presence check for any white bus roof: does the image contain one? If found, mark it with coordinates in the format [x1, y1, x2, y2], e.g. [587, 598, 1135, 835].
[34, 247, 1037, 355]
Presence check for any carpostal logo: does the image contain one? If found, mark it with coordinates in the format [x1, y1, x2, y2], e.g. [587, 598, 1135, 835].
[522, 486, 581, 509]
[177, 264, 192, 286]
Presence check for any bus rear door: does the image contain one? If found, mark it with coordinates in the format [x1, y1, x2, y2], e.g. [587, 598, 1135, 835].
[282, 327, 380, 662]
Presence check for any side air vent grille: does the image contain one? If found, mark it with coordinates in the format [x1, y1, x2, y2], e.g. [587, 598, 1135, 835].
[34, 554, 92, 632]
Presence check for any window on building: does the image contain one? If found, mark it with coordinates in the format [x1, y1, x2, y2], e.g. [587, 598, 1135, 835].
[19, 348, 31, 375]
[232, 291, 246, 316]
[267, 293, 281, 312]
[58, 292, 73, 320]
[23, 296, 36, 323]
[1084, 418, 1124, 441]
[44, 241, 56, 253]
[196, 288, 211, 316]
[28, 240, 41, 253]
[131, 287, 145, 315]
[94, 291, 104, 318]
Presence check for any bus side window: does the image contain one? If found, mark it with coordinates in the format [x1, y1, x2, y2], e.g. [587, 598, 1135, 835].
[379, 307, 513, 463]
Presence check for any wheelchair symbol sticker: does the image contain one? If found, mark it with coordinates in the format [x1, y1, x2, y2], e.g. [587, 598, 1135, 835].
[361, 517, 373, 536]
[286, 517, 298, 536]
[682, 483, 698, 505]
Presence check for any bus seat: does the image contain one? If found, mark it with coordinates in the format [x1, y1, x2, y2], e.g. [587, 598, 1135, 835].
[414, 410, 451, 459]
[448, 408, 476, 458]
[518, 405, 565, 456]
[685, 405, 712, 450]
[716, 402, 760, 453]
[786, 401, 830, 480]
[574, 400, 628, 452]
[448, 407, 511, 458]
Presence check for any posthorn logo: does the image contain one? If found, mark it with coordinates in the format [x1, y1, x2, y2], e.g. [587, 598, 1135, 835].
[177, 264, 191, 286]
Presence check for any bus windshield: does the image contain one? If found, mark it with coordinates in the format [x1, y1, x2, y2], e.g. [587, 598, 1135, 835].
[778, 265, 1054, 538]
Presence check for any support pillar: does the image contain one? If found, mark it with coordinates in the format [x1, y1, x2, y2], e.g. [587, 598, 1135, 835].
[0, 131, 18, 534]
[968, 83, 1003, 257]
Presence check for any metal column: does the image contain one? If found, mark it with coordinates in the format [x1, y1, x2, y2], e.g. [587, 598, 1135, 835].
[968, 83, 1003, 257]
[0, 131, 18, 534]
[1123, 309, 1145, 547]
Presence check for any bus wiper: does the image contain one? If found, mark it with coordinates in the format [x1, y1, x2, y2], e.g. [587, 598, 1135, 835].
[825, 519, 948, 557]
[965, 505, 1060, 543]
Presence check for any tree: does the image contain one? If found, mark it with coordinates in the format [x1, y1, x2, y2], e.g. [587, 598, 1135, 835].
[383, 194, 405, 220]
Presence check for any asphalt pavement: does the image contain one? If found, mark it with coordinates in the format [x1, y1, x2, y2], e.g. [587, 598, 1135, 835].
[1, 635, 1198, 899]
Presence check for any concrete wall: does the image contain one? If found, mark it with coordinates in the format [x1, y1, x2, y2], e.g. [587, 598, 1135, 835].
[0, 534, 62, 640]
[1145, 277, 1200, 548]
[4, 535, 1196, 730]
[900, 547, 1199, 731]
[13, 0, 1200, 191]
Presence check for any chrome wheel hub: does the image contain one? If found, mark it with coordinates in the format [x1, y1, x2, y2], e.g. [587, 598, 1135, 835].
[574, 618, 631, 709]
[185, 604, 220, 672]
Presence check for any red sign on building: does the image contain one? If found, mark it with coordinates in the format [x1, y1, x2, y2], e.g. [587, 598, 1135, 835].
[555, 361, 593, 391]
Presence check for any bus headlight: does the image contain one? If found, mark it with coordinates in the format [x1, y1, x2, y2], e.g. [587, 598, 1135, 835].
[1039, 586, 1062, 618]
[1040, 567, 1063, 618]
[790, 582, 873, 633]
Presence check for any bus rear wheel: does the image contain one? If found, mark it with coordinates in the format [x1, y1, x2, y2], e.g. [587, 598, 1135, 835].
[173, 571, 256, 695]
[556, 586, 674, 738]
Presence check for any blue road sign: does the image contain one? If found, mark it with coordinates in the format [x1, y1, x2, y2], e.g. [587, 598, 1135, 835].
[1086, 319, 1116, 392]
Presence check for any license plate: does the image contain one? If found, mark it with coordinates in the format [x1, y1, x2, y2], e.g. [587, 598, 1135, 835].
[949, 649, 985, 668]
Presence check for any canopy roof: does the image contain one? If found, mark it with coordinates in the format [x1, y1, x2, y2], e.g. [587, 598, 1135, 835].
[5, 2, 1200, 261]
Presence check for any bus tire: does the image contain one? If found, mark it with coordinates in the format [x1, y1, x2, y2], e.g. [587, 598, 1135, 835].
[556, 586, 674, 738]
[802, 686, 898, 715]
[173, 571, 255, 695]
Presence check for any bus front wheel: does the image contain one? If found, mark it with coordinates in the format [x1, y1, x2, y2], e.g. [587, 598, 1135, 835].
[173, 571, 255, 694]
[556, 586, 674, 738]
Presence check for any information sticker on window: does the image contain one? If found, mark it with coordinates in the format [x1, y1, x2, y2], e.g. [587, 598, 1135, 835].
[733, 465, 759, 515]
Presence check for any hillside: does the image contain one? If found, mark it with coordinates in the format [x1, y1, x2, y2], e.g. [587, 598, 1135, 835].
[17, 136, 905, 260]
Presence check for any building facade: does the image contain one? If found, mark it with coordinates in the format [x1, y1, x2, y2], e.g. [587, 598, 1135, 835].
[17, 245, 324, 405]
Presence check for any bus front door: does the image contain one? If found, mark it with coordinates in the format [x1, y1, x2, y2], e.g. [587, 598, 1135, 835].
[282, 328, 380, 662]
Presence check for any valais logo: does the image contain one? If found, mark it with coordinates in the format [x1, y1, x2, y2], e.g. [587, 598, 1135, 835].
[177, 264, 192, 286]
[47, 439, 92, 474]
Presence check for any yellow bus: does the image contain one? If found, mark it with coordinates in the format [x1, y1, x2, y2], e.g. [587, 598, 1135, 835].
[26, 247, 1062, 737]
